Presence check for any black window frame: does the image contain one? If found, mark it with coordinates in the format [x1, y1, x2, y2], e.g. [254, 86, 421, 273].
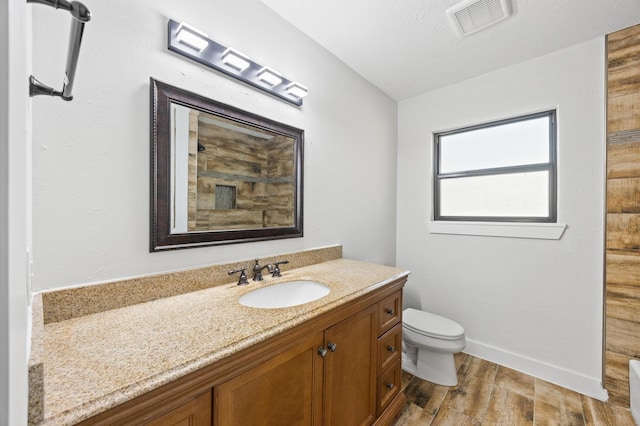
[433, 110, 557, 223]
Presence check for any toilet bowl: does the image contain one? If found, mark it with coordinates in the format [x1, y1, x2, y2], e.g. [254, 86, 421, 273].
[402, 308, 466, 386]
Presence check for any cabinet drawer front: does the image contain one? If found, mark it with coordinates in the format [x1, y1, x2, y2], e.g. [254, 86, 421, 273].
[377, 323, 402, 374]
[376, 360, 401, 416]
[378, 291, 402, 335]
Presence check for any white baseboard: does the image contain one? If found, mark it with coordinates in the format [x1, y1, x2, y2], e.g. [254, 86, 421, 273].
[463, 338, 608, 401]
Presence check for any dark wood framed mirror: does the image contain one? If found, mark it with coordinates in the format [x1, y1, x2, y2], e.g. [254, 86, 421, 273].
[150, 78, 303, 251]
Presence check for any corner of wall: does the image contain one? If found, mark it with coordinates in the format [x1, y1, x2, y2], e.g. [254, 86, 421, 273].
[1, 0, 33, 424]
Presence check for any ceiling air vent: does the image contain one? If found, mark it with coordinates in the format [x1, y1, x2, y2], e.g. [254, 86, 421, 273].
[447, 0, 512, 37]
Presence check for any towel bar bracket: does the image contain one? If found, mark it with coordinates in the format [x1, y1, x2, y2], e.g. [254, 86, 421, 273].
[27, 0, 91, 101]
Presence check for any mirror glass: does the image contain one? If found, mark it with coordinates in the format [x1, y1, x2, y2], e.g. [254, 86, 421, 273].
[150, 78, 303, 251]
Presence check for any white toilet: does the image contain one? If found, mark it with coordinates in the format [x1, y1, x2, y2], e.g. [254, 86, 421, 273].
[402, 308, 466, 386]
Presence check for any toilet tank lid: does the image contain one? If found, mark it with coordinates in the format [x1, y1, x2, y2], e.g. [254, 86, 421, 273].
[403, 308, 465, 339]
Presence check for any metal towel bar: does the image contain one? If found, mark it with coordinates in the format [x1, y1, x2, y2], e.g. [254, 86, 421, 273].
[28, 0, 91, 101]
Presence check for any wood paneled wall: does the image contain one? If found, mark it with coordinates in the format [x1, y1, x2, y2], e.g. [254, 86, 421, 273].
[606, 23, 640, 408]
[186, 114, 295, 231]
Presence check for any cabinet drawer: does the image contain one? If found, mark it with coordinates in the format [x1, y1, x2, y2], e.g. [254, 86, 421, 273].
[376, 359, 401, 416]
[378, 291, 402, 335]
[377, 323, 402, 374]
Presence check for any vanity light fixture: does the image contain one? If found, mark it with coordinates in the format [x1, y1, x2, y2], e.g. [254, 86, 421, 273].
[286, 82, 309, 99]
[221, 48, 251, 71]
[167, 19, 308, 106]
[257, 67, 283, 87]
[175, 22, 209, 52]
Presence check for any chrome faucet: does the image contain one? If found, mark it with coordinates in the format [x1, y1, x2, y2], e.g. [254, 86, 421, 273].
[252, 258, 273, 281]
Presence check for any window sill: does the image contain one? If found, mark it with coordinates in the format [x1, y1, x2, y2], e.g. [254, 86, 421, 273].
[427, 221, 566, 240]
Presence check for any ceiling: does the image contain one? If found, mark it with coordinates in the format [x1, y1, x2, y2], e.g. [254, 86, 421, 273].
[262, 0, 640, 101]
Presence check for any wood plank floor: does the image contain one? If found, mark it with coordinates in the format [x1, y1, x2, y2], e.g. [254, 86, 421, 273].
[395, 353, 636, 426]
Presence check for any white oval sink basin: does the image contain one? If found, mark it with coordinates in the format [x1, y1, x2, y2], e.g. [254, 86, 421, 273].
[239, 280, 330, 309]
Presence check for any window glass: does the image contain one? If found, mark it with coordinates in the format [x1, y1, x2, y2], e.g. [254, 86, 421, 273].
[439, 171, 549, 217]
[439, 116, 550, 173]
[434, 110, 556, 222]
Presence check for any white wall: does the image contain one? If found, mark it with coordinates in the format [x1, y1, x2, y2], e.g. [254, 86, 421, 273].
[397, 38, 607, 398]
[1, 0, 31, 424]
[30, 0, 398, 292]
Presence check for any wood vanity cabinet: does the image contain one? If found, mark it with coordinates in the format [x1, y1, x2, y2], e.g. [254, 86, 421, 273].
[144, 390, 212, 426]
[215, 306, 378, 426]
[77, 279, 405, 426]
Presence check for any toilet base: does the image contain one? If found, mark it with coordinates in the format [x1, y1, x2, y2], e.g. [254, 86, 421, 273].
[402, 348, 459, 386]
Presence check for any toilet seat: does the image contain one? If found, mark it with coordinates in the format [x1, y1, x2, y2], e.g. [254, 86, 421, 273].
[403, 308, 464, 341]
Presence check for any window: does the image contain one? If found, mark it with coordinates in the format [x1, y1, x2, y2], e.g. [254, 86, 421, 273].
[434, 110, 557, 223]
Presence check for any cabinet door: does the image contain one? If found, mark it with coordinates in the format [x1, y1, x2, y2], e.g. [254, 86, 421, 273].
[215, 332, 324, 426]
[323, 305, 377, 426]
[144, 390, 211, 426]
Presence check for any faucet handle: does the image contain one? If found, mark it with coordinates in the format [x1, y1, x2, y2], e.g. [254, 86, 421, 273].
[228, 267, 249, 285]
[271, 260, 289, 277]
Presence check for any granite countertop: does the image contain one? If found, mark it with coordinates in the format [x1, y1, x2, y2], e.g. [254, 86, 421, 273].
[37, 258, 409, 425]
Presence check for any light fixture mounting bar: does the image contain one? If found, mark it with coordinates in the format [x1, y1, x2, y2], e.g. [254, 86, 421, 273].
[167, 19, 307, 106]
